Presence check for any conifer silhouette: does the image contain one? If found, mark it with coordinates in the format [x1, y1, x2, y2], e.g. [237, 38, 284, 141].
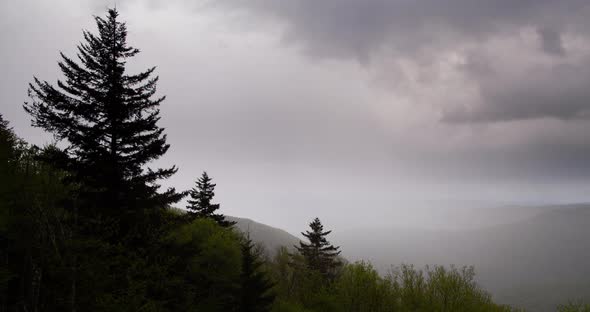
[186, 172, 235, 227]
[24, 9, 182, 237]
[239, 235, 275, 312]
[296, 217, 341, 279]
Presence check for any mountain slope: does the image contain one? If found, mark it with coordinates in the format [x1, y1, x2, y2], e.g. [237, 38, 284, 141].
[227, 205, 590, 310]
[228, 216, 302, 255]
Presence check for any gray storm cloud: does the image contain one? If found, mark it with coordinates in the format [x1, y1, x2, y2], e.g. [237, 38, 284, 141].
[213, 0, 590, 123]
[445, 56, 590, 123]
[213, 0, 589, 58]
[537, 27, 566, 56]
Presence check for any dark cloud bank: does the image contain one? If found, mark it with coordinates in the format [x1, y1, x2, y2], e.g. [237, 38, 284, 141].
[215, 0, 590, 123]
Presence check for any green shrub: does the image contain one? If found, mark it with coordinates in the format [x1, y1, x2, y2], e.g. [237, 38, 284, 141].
[558, 301, 590, 312]
[334, 261, 396, 312]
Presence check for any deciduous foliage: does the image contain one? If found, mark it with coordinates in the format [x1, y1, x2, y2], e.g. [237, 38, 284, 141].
[269, 259, 518, 312]
[388, 264, 515, 312]
[558, 302, 590, 312]
[334, 262, 396, 312]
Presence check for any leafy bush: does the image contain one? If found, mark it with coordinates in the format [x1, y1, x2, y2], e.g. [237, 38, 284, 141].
[558, 301, 590, 312]
[334, 261, 396, 312]
[389, 264, 515, 312]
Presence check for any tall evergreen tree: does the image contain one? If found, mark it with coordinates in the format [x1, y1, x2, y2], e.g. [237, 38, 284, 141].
[239, 236, 275, 312]
[296, 218, 342, 279]
[186, 172, 235, 227]
[24, 9, 182, 237]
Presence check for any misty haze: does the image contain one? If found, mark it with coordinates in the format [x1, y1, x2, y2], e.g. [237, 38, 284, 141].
[1, 1, 589, 311]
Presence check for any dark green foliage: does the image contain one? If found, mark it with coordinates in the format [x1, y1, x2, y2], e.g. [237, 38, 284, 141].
[239, 236, 275, 312]
[0, 119, 74, 311]
[24, 9, 182, 240]
[163, 218, 242, 311]
[0, 114, 16, 231]
[295, 217, 341, 279]
[186, 171, 235, 227]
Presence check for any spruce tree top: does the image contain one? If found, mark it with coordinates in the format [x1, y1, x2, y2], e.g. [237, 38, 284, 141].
[187, 172, 235, 227]
[187, 172, 216, 212]
[296, 217, 341, 277]
[24, 9, 182, 211]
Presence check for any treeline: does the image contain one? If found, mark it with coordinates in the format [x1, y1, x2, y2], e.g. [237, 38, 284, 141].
[0, 8, 586, 312]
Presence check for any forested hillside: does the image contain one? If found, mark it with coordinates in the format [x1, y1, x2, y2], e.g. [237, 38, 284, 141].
[228, 216, 301, 254]
[1, 9, 588, 312]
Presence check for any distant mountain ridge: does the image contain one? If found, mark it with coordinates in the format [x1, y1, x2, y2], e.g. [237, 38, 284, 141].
[166, 209, 303, 254]
[227, 216, 302, 255]
[200, 205, 590, 311]
[228, 204, 590, 311]
[334, 204, 590, 311]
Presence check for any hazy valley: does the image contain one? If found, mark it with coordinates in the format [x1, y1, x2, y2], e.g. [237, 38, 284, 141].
[233, 203, 590, 311]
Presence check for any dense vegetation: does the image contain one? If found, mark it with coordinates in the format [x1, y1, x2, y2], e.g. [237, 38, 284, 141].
[0, 9, 587, 311]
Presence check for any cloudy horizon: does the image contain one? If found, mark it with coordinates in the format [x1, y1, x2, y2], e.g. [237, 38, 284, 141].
[3, 0, 590, 232]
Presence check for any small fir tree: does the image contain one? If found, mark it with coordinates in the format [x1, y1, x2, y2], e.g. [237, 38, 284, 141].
[296, 217, 342, 279]
[186, 172, 235, 227]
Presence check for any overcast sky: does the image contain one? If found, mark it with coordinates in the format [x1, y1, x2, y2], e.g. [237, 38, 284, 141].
[2, 0, 590, 232]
